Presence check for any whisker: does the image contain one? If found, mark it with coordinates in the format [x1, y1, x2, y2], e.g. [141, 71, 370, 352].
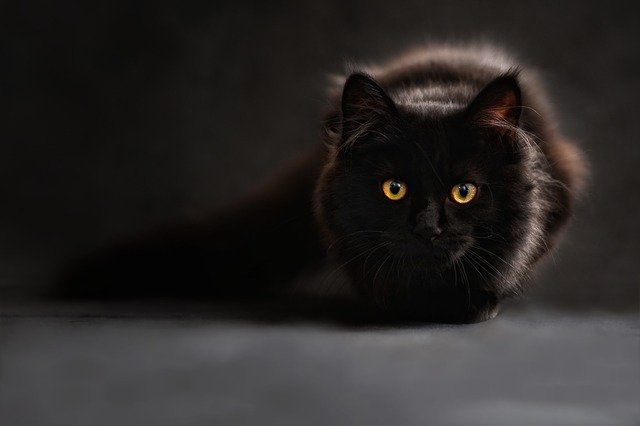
[320, 241, 390, 291]
[466, 248, 506, 281]
[326, 230, 385, 252]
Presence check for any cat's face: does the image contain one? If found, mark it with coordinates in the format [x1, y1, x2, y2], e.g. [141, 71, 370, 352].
[316, 74, 539, 318]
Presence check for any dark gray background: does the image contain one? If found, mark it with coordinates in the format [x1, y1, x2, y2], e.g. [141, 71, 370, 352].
[2, 0, 639, 309]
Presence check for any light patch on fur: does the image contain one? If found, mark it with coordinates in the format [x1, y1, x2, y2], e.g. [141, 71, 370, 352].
[392, 84, 472, 114]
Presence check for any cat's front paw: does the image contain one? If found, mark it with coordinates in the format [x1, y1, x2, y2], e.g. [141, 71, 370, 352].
[467, 301, 500, 323]
[391, 289, 500, 324]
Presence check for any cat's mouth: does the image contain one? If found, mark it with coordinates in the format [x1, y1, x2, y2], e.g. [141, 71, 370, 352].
[434, 235, 474, 265]
[383, 233, 474, 268]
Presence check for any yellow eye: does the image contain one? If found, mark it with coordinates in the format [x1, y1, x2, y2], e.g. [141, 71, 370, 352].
[382, 179, 407, 200]
[450, 183, 478, 204]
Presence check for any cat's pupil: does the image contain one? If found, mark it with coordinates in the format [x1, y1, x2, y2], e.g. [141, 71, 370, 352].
[390, 181, 401, 195]
[459, 184, 469, 197]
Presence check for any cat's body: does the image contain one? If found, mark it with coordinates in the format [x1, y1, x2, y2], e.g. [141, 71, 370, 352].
[57, 44, 586, 323]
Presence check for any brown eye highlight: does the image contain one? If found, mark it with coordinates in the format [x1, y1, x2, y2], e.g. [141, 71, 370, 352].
[382, 179, 407, 201]
[450, 183, 477, 204]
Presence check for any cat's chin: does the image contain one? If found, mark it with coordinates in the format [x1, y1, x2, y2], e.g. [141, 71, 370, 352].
[433, 236, 474, 264]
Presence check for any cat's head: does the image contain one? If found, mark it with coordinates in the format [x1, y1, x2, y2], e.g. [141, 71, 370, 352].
[315, 72, 549, 319]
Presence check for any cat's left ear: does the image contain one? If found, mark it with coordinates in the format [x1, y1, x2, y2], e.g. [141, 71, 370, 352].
[466, 75, 522, 131]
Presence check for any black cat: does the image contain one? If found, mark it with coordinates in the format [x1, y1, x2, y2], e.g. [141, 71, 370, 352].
[57, 45, 587, 323]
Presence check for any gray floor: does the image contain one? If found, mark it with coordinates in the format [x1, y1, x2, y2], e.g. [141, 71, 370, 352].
[1, 300, 638, 426]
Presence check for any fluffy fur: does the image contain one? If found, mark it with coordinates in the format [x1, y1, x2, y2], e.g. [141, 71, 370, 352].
[315, 45, 586, 321]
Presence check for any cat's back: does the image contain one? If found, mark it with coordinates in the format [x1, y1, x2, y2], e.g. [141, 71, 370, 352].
[361, 44, 528, 115]
[327, 44, 553, 122]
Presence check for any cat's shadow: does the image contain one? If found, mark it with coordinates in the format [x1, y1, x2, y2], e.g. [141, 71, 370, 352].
[9, 295, 463, 329]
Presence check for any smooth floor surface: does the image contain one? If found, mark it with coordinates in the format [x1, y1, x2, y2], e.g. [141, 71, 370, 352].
[1, 301, 638, 426]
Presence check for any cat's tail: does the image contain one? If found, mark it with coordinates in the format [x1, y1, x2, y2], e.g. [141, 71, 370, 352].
[51, 149, 326, 299]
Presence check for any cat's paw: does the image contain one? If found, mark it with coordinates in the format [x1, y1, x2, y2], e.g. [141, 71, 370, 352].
[467, 302, 500, 323]
[389, 290, 501, 324]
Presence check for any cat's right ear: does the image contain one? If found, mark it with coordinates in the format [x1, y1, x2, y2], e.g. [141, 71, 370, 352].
[465, 75, 522, 132]
[340, 73, 397, 147]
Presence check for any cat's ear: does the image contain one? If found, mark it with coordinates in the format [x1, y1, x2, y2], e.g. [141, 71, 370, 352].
[466, 75, 521, 131]
[340, 73, 397, 146]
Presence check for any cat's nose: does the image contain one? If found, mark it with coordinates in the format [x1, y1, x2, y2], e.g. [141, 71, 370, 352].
[414, 204, 443, 241]
[413, 223, 442, 241]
